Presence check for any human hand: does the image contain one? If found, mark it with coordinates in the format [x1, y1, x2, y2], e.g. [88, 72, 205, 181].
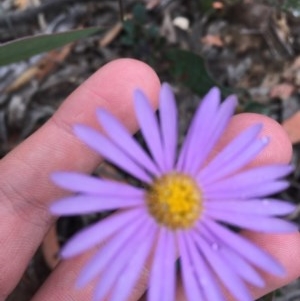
[0, 58, 298, 301]
[0, 59, 160, 300]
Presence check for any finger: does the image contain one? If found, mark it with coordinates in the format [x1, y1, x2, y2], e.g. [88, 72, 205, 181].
[0, 59, 160, 298]
[235, 232, 300, 300]
[173, 113, 295, 301]
[175, 113, 296, 301]
[32, 248, 151, 301]
[224, 115, 300, 300]
[33, 112, 294, 301]
[213, 112, 292, 166]
[32, 254, 96, 301]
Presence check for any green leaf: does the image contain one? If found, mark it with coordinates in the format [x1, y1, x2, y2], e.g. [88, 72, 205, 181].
[282, 0, 300, 17]
[166, 49, 216, 96]
[0, 27, 102, 66]
[243, 101, 271, 115]
[199, 0, 215, 12]
[133, 3, 147, 24]
[257, 292, 274, 301]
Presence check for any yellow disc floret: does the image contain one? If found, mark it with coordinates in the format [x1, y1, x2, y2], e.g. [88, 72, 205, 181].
[146, 173, 202, 229]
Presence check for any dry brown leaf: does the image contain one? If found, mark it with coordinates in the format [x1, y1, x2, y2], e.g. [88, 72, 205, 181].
[290, 56, 300, 70]
[42, 225, 60, 269]
[5, 44, 73, 93]
[282, 111, 300, 144]
[213, 2, 224, 9]
[273, 12, 290, 44]
[14, 0, 31, 10]
[270, 83, 295, 100]
[99, 22, 123, 48]
[145, 0, 160, 10]
[283, 56, 300, 83]
[5, 67, 39, 93]
[35, 44, 73, 80]
[201, 35, 223, 47]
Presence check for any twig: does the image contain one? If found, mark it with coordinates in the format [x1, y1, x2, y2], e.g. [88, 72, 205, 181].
[118, 0, 125, 22]
[0, 0, 88, 27]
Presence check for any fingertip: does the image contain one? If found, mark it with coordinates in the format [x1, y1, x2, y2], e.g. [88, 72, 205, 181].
[221, 113, 293, 166]
[84, 58, 161, 114]
[242, 232, 300, 298]
[56, 58, 161, 133]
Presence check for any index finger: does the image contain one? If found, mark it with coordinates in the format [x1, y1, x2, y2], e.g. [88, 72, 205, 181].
[34, 102, 296, 301]
[0, 58, 160, 298]
[218, 114, 300, 300]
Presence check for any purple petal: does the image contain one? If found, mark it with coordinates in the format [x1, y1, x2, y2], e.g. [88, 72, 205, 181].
[184, 234, 225, 301]
[176, 87, 220, 172]
[200, 225, 264, 287]
[204, 165, 293, 191]
[205, 199, 296, 216]
[61, 208, 144, 258]
[161, 231, 176, 301]
[77, 213, 147, 288]
[134, 90, 165, 171]
[50, 195, 143, 216]
[197, 123, 262, 180]
[51, 172, 144, 196]
[220, 245, 265, 287]
[110, 226, 156, 301]
[204, 180, 289, 199]
[206, 210, 297, 233]
[96, 109, 160, 176]
[188, 95, 238, 175]
[192, 230, 253, 301]
[159, 83, 178, 171]
[177, 232, 204, 301]
[204, 218, 285, 276]
[148, 228, 168, 301]
[148, 229, 176, 301]
[198, 136, 269, 184]
[74, 124, 152, 183]
[93, 220, 155, 301]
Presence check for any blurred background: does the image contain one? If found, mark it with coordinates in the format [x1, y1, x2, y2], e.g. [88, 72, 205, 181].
[1, 0, 300, 300]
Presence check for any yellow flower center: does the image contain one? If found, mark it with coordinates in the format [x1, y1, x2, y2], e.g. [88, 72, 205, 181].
[146, 173, 202, 229]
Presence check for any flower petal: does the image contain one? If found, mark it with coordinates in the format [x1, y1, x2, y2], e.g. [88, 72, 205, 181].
[197, 123, 262, 181]
[50, 195, 143, 216]
[204, 180, 289, 199]
[188, 94, 238, 175]
[134, 89, 165, 171]
[148, 229, 176, 301]
[51, 172, 144, 196]
[110, 226, 156, 301]
[61, 208, 144, 258]
[200, 225, 264, 287]
[206, 210, 297, 232]
[205, 199, 296, 216]
[159, 83, 178, 171]
[77, 213, 147, 288]
[176, 87, 220, 172]
[185, 234, 225, 301]
[204, 165, 293, 191]
[93, 219, 155, 301]
[74, 124, 152, 183]
[177, 232, 204, 301]
[161, 231, 176, 301]
[192, 230, 252, 301]
[198, 136, 269, 184]
[222, 245, 265, 287]
[97, 109, 160, 176]
[204, 218, 285, 276]
[148, 228, 168, 301]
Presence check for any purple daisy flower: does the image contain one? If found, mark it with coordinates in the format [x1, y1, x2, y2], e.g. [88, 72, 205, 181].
[50, 84, 297, 301]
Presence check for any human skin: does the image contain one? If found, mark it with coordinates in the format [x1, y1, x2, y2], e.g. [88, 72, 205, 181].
[0, 58, 298, 301]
